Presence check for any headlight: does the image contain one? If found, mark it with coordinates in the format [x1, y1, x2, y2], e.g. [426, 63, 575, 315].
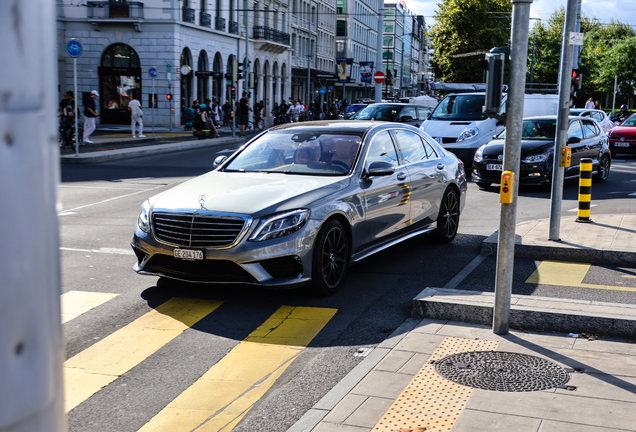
[474, 145, 486, 163]
[138, 200, 150, 233]
[457, 128, 479, 142]
[522, 153, 549, 163]
[249, 209, 310, 242]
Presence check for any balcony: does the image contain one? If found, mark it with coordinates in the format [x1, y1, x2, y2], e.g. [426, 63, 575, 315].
[229, 21, 239, 34]
[200, 12, 211, 28]
[215, 16, 226, 31]
[253, 26, 290, 44]
[182, 7, 195, 23]
[87, 1, 144, 19]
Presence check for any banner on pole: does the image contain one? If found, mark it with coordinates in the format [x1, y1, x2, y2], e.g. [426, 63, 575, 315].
[336, 58, 353, 83]
[360, 62, 374, 83]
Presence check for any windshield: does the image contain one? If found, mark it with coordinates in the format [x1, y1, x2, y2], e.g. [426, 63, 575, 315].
[430, 95, 487, 121]
[521, 120, 557, 140]
[346, 105, 364, 113]
[350, 105, 400, 121]
[223, 131, 362, 175]
[621, 115, 636, 127]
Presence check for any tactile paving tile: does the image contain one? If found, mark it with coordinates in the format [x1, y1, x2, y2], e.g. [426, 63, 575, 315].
[371, 337, 499, 432]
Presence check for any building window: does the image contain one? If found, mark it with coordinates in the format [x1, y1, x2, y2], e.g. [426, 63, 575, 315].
[336, 20, 347, 37]
[383, 37, 393, 47]
[384, 9, 394, 19]
[384, 23, 393, 33]
[336, 0, 347, 14]
[382, 50, 393, 60]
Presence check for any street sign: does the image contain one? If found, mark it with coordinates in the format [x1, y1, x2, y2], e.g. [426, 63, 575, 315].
[167, 63, 172, 73]
[148, 67, 158, 78]
[328, 85, 334, 91]
[374, 71, 385, 84]
[195, 71, 214, 77]
[66, 39, 82, 58]
[319, 88, 326, 95]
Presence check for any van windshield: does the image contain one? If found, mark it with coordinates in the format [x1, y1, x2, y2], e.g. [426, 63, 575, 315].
[430, 95, 487, 121]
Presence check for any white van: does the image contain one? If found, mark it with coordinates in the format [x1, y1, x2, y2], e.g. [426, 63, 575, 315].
[420, 92, 558, 166]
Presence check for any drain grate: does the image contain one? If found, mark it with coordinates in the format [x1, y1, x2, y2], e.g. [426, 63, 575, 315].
[434, 351, 570, 392]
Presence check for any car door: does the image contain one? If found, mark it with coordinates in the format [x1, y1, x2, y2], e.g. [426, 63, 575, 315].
[581, 118, 604, 161]
[355, 130, 411, 253]
[391, 128, 444, 228]
[566, 119, 586, 176]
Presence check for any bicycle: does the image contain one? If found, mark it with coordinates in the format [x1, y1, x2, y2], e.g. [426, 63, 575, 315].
[252, 115, 265, 131]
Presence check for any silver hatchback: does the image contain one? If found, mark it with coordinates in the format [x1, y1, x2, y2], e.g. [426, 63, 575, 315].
[131, 121, 467, 295]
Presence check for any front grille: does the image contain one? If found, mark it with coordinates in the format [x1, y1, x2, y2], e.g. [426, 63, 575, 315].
[441, 137, 458, 144]
[145, 255, 256, 283]
[153, 212, 246, 248]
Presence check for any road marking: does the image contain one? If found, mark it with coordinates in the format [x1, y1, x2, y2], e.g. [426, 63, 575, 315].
[58, 212, 78, 216]
[60, 247, 135, 256]
[64, 298, 222, 412]
[60, 184, 166, 213]
[622, 275, 636, 279]
[444, 253, 489, 289]
[61, 291, 119, 324]
[138, 305, 337, 432]
[217, 148, 236, 153]
[526, 261, 636, 292]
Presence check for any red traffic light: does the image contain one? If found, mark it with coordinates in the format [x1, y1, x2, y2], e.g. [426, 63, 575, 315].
[231, 87, 236, 92]
[572, 69, 580, 83]
[166, 94, 172, 100]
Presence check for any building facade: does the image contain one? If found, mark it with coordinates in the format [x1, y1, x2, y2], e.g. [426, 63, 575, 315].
[382, 2, 420, 99]
[56, 0, 292, 127]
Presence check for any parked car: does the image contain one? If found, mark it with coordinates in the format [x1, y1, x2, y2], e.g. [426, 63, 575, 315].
[607, 113, 636, 157]
[349, 103, 431, 128]
[471, 116, 611, 187]
[570, 108, 614, 134]
[131, 121, 467, 295]
[342, 104, 366, 119]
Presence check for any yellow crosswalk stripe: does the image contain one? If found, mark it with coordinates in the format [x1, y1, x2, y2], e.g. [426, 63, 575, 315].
[526, 261, 636, 292]
[138, 305, 337, 432]
[64, 298, 222, 412]
[61, 290, 118, 324]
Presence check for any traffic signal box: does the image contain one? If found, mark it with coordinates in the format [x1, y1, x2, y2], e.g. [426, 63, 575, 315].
[500, 171, 514, 204]
[560, 146, 571, 168]
[570, 69, 580, 107]
[166, 94, 172, 101]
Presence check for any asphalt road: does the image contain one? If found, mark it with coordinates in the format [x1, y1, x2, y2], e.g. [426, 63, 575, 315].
[58, 147, 636, 431]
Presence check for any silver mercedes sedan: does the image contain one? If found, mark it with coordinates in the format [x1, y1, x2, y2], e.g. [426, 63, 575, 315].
[131, 121, 467, 295]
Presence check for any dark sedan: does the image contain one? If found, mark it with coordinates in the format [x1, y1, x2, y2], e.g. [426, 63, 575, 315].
[608, 113, 636, 157]
[132, 121, 467, 295]
[471, 116, 611, 187]
[349, 103, 431, 128]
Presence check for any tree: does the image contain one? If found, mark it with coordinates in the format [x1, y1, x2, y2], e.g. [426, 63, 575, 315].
[429, 0, 512, 83]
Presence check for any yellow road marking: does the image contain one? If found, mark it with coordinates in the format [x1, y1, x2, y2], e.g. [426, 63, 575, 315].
[622, 275, 636, 279]
[138, 305, 337, 432]
[372, 337, 499, 431]
[61, 290, 118, 324]
[64, 298, 222, 412]
[526, 261, 636, 292]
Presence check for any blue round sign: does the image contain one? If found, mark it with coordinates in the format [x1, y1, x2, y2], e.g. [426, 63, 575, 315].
[328, 86, 334, 91]
[66, 40, 82, 58]
[149, 67, 158, 78]
[319, 88, 326, 95]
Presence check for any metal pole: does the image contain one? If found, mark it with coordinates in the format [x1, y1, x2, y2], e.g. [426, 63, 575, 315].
[152, 78, 155, 138]
[74, 57, 79, 156]
[307, 4, 312, 109]
[530, 30, 536, 85]
[612, 76, 618, 113]
[375, 3, 384, 103]
[245, 2, 249, 100]
[548, 0, 578, 241]
[0, 0, 66, 429]
[492, 0, 532, 336]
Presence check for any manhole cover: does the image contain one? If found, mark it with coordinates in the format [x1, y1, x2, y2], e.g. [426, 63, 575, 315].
[434, 351, 570, 392]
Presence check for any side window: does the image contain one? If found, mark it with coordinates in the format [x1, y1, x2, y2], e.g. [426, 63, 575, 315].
[568, 120, 583, 140]
[392, 129, 427, 163]
[420, 136, 439, 158]
[591, 112, 603, 122]
[366, 131, 399, 168]
[399, 106, 417, 121]
[581, 120, 598, 138]
[417, 107, 430, 120]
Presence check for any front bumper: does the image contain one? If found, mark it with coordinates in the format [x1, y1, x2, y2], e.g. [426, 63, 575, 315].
[609, 140, 636, 154]
[131, 218, 322, 288]
[471, 160, 551, 185]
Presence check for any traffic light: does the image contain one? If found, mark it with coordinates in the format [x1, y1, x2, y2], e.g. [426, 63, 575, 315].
[232, 60, 244, 82]
[570, 68, 580, 107]
[166, 94, 172, 101]
[231, 86, 236, 100]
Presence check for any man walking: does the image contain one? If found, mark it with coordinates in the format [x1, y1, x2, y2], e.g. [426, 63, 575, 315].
[585, 97, 595, 109]
[238, 91, 252, 137]
[128, 97, 145, 138]
[83, 90, 99, 144]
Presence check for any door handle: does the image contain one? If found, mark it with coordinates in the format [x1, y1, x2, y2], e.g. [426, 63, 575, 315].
[397, 172, 407, 181]
[436, 163, 445, 170]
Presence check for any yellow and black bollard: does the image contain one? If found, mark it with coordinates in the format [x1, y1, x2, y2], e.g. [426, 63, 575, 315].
[576, 158, 593, 223]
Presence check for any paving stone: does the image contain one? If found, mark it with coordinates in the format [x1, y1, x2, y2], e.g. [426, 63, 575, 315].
[344, 396, 394, 428]
[452, 410, 542, 432]
[350, 370, 413, 400]
[322, 394, 368, 424]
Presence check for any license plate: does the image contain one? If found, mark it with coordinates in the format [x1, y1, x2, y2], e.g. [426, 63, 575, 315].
[486, 164, 503, 171]
[614, 142, 630, 147]
[174, 249, 204, 260]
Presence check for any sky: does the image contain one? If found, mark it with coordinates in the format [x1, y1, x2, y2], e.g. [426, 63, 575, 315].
[407, 0, 636, 27]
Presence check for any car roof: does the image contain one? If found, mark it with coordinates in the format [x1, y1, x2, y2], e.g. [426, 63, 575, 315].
[363, 102, 430, 108]
[268, 120, 398, 134]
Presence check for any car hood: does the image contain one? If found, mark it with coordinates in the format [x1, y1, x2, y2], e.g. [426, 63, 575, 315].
[609, 125, 636, 139]
[481, 140, 554, 157]
[420, 119, 481, 137]
[150, 171, 350, 217]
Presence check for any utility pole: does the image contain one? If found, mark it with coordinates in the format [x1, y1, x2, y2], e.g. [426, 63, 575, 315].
[307, 3, 313, 108]
[548, 0, 578, 241]
[0, 0, 66, 430]
[492, 0, 533, 335]
[375, 2, 384, 103]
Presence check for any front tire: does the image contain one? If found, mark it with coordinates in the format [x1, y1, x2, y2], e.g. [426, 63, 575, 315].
[426, 187, 460, 244]
[312, 219, 349, 296]
[594, 156, 610, 183]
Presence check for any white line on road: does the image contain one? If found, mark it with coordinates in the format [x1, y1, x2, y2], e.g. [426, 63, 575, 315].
[59, 184, 165, 213]
[60, 247, 134, 256]
[568, 204, 598, 212]
[218, 148, 236, 153]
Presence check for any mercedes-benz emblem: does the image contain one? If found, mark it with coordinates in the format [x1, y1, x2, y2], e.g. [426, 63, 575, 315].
[198, 195, 206, 208]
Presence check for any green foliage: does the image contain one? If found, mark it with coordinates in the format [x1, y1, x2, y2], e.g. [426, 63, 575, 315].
[429, 0, 512, 83]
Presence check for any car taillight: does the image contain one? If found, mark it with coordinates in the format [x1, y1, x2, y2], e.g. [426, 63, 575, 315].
[457, 157, 464, 170]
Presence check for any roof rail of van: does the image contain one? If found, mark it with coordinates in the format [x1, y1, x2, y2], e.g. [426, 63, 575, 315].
[525, 83, 559, 94]
[429, 82, 486, 92]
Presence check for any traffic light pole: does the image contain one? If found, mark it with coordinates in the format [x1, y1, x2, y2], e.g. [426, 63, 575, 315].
[548, 0, 578, 241]
[374, 2, 384, 103]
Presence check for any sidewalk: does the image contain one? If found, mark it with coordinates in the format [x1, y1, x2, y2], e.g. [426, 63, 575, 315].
[289, 215, 636, 432]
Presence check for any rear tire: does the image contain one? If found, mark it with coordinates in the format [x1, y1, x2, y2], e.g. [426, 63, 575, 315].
[594, 155, 610, 183]
[312, 219, 349, 296]
[426, 187, 460, 244]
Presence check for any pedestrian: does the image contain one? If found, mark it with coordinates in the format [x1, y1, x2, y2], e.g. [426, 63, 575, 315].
[585, 97, 595, 109]
[128, 97, 145, 138]
[595, 100, 601, 110]
[83, 90, 99, 144]
[238, 91, 252, 137]
[212, 100, 222, 127]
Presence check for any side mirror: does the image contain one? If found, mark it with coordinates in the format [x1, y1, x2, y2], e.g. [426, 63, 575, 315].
[365, 161, 395, 178]
[213, 155, 228, 169]
[567, 136, 581, 144]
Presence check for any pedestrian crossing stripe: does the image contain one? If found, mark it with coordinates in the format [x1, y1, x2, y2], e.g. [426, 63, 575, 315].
[526, 261, 636, 292]
[61, 290, 119, 324]
[64, 297, 223, 412]
[137, 305, 337, 432]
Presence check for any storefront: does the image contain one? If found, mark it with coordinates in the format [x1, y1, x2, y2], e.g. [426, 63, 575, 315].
[98, 44, 141, 125]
